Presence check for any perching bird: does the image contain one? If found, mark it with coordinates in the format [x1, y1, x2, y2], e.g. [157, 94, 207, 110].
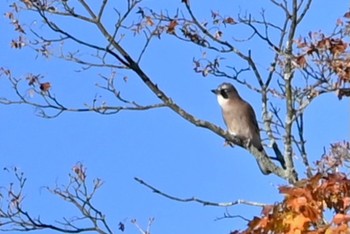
[211, 83, 271, 175]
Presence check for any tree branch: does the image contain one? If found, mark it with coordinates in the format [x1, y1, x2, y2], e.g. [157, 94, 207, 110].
[134, 177, 269, 207]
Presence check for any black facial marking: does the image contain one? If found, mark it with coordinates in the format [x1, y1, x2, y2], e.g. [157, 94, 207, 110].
[220, 89, 229, 99]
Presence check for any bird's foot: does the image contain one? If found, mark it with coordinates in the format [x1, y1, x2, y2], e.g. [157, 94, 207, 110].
[224, 139, 234, 147]
[244, 138, 252, 148]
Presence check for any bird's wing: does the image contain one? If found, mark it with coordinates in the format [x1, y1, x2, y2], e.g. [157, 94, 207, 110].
[245, 102, 260, 134]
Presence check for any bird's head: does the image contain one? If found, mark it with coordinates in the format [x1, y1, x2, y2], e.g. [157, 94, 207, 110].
[211, 83, 239, 100]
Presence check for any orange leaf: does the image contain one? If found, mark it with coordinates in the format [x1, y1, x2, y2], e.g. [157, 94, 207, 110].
[248, 216, 269, 230]
[333, 214, 344, 225]
[343, 197, 350, 210]
[261, 205, 274, 216]
[284, 214, 310, 232]
[333, 213, 350, 225]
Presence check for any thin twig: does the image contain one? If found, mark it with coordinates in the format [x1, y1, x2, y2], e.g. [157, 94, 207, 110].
[134, 177, 268, 207]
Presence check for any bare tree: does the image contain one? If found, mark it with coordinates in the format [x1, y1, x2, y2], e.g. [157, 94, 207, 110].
[1, 0, 350, 233]
[1, 164, 155, 233]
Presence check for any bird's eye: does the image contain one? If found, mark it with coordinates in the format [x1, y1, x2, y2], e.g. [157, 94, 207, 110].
[220, 89, 229, 99]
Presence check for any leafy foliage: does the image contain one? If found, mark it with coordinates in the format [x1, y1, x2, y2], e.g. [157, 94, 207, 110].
[234, 142, 350, 233]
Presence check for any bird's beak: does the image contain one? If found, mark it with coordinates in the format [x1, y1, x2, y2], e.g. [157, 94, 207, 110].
[211, 89, 219, 94]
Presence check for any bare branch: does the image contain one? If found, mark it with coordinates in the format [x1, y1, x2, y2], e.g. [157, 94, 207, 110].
[0, 165, 112, 233]
[134, 177, 269, 207]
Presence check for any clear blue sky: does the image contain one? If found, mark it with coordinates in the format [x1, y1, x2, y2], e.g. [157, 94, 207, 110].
[1, 1, 349, 233]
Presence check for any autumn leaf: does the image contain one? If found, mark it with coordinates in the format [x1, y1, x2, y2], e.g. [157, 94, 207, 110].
[27, 75, 39, 86]
[316, 38, 331, 50]
[72, 164, 86, 181]
[5, 12, 14, 20]
[283, 214, 311, 233]
[223, 17, 236, 25]
[247, 216, 267, 230]
[145, 16, 154, 26]
[261, 205, 274, 216]
[167, 20, 178, 34]
[40, 82, 51, 92]
[344, 11, 350, 18]
[333, 213, 350, 225]
[330, 41, 347, 56]
[22, 0, 33, 8]
[296, 55, 307, 68]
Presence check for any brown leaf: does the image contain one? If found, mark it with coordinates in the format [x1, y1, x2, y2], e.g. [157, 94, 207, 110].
[167, 20, 178, 34]
[261, 205, 274, 216]
[296, 55, 307, 68]
[316, 38, 331, 49]
[27, 74, 39, 86]
[247, 216, 265, 230]
[344, 11, 350, 18]
[22, 0, 33, 8]
[72, 164, 86, 181]
[5, 12, 14, 20]
[331, 42, 347, 56]
[224, 17, 236, 24]
[40, 82, 51, 92]
[145, 16, 154, 26]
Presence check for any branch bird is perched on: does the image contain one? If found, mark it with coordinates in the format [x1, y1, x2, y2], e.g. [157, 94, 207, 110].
[211, 83, 271, 175]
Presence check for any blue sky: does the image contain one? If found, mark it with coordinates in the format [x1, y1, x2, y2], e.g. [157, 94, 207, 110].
[1, 1, 350, 233]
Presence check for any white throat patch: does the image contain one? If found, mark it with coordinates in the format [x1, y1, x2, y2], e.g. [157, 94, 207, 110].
[216, 94, 229, 107]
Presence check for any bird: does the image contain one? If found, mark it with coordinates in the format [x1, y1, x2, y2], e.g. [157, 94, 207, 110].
[211, 83, 271, 175]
